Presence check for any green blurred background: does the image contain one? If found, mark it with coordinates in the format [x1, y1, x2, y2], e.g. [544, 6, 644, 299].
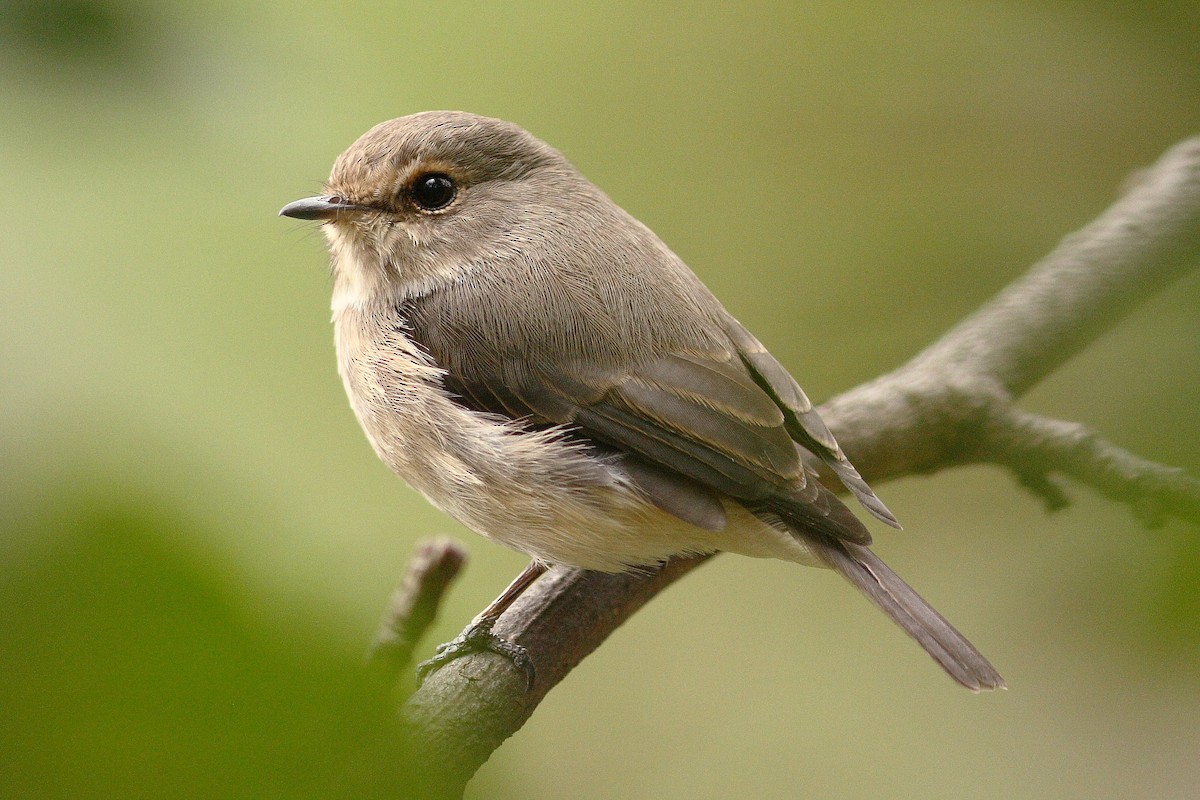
[2, 1, 1199, 797]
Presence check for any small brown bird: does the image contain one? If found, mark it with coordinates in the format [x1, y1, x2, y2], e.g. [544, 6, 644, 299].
[281, 111, 1003, 691]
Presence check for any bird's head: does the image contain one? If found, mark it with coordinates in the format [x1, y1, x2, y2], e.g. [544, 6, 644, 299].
[281, 111, 580, 311]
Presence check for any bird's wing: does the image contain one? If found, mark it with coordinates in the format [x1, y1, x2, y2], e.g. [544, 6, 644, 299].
[402, 296, 879, 545]
[720, 317, 900, 528]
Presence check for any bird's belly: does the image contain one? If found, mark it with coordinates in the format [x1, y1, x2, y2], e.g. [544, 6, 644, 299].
[354, 385, 724, 570]
[381, 407, 820, 571]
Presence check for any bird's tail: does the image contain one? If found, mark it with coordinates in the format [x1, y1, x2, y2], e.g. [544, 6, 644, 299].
[811, 536, 1006, 691]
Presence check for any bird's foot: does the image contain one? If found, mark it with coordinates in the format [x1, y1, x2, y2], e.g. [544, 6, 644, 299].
[416, 618, 535, 690]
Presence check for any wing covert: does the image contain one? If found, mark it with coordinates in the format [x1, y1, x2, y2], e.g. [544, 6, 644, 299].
[402, 293, 886, 543]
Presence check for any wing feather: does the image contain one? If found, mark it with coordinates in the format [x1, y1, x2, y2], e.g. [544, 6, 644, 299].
[403, 295, 885, 545]
[722, 316, 901, 528]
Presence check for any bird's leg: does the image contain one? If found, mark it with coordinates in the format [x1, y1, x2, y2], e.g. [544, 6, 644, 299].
[416, 560, 548, 689]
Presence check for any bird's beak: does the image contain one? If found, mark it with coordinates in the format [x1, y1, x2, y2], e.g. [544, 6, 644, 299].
[278, 195, 370, 221]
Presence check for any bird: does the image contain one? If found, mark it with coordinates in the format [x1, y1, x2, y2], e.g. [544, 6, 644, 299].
[280, 111, 1004, 691]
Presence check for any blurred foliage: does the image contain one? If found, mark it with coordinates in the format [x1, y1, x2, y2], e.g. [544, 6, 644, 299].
[1, 485, 425, 798]
[1, 1, 1198, 798]
[0, 0, 159, 86]
[0, 484, 436, 796]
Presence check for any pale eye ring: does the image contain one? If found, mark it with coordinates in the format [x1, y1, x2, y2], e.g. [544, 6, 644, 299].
[409, 173, 456, 211]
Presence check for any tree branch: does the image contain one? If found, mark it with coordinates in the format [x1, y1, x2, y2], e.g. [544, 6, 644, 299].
[400, 557, 709, 797]
[984, 408, 1200, 527]
[396, 135, 1200, 796]
[369, 538, 467, 674]
[904, 136, 1200, 398]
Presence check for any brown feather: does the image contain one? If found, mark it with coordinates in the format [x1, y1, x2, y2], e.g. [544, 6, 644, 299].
[813, 537, 1006, 691]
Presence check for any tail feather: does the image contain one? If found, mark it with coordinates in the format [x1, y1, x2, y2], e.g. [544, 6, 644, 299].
[813, 537, 1005, 692]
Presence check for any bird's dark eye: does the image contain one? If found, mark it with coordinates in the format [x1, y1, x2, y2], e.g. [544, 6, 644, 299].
[409, 173, 457, 211]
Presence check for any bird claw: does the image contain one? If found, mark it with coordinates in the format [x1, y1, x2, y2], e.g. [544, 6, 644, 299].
[416, 619, 536, 690]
